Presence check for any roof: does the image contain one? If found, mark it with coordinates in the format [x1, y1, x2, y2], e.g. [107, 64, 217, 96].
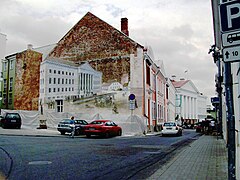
[171, 80, 189, 88]
[47, 12, 143, 61]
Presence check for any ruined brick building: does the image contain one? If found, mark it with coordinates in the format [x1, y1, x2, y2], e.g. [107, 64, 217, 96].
[47, 12, 143, 84]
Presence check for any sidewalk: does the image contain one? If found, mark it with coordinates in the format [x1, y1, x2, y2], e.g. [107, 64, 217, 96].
[148, 135, 228, 180]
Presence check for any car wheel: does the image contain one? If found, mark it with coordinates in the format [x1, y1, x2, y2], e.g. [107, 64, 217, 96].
[117, 130, 122, 136]
[2, 124, 5, 129]
[105, 132, 110, 138]
[60, 131, 65, 135]
[86, 134, 91, 138]
[75, 129, 80, 136]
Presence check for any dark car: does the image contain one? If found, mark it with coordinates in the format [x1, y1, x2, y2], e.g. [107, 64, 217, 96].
[57, 119, 88, 135]
[0, 113, 22, 129]
[84, 120, 122, 138]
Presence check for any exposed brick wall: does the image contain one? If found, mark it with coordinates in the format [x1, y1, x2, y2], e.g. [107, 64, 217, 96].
[48, 12, 141, 83]
[14, 50, 42, 110]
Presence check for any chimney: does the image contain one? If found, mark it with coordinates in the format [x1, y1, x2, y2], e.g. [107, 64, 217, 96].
[27, 44, 33, 50]
[121, 18, 129, 36]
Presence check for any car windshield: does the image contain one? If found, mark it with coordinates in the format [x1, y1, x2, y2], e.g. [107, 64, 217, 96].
[6, 113, 21, 119]
[75, 120, 88, 125]
[163, 122, 176, 126]
[60, 119, 74, 124]
[90, 121, 105, 125]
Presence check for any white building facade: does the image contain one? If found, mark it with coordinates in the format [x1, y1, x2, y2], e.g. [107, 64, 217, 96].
[173, 80, 207, 125]
[39, 59, 102, 112]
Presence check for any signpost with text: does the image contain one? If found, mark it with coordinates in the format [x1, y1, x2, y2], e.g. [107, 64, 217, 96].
[219, 1, 238, 179]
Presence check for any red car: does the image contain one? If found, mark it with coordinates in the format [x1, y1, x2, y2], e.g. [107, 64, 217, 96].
[84, 120, 122, 138]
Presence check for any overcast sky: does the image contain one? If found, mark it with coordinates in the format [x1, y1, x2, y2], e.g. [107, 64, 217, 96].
[0, 0, 216, 101]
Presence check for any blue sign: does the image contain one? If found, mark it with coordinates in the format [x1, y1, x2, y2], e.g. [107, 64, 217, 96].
[211, 97, 220, 104]
[129, 94, 135, 100]
[220, 0, 240, 32]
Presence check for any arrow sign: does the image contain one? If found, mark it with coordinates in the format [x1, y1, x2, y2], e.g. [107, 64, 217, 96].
[223, 46, 240, 62]
[225, 51, 230, 59]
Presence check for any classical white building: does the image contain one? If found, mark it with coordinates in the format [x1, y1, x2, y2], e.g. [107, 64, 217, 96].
[39, 59, 102, 112]
[173, 79, 207, 125]
[102, 82, 123, 91]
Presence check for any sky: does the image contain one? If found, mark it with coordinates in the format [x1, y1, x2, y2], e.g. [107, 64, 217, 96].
[0, 0, 217, 101]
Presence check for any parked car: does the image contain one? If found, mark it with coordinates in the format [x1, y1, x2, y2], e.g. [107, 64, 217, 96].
[57, 119, 88, 135]
[84, 120, 122, 138]
[194, 122, 203, 133]
[0, 113, 22, 129]
[161, 122, 182, 136]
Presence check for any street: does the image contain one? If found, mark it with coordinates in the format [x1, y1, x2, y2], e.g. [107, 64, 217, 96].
[0, 130, 200, 180]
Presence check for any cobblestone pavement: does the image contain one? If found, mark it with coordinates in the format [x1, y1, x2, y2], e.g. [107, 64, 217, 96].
[148, 135, 228, 180]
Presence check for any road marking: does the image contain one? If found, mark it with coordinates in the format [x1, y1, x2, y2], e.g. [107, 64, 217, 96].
[28, 161, 52, 165]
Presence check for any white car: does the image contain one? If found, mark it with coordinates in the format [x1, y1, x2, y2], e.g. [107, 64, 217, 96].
[162, 122, 182, 136]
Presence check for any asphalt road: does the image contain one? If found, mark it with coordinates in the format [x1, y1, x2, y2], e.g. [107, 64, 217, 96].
[0, 129, 201, 180]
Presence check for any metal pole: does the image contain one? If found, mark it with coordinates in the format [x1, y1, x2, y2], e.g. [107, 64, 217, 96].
[217, 52, 223, 139]
[224, 62, 236, 180]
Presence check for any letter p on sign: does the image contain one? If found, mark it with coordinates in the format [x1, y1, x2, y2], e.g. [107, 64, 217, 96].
[227, 3, 240, 28]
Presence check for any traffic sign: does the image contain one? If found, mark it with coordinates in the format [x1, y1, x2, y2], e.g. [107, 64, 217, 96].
[222, 30, 240, 47]
[220, 0, 240, 32]
[129, 94, 135, 100]
[222, 46, 240, 62]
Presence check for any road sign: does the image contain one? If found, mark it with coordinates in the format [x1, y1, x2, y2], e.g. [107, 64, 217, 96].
[211, 97, 220, 104]
[129, 94, 135, 100]
[220, 0, 240, 32]
[222, 30, 240, 47]
[222, 46, 240, 62]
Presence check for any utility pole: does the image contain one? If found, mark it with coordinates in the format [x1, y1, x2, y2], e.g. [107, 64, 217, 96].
[225, 62, 236, 180]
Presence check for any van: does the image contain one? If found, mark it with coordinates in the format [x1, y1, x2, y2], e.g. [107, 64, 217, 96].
[0, 113, 22, 129]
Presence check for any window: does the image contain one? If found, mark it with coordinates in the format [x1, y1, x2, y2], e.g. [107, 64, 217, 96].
[66, 72, 68, 75]
[54, 78, 56, 84]
[49, 69, 52, 73]
[10, 60, 14, 70]
[9, 93, 12, 104]
[3, 62, 7, 71]
[58, 71, 60, 74]
[58, 88, 60, 92]
[49, 78, 52, 84]
[66, 79, 68, 84]
[53, 88, 56, 92]
[72, 87, 74, 91]
[3, 79, 7, 92]
[62, 78, 64, 84]
[69, 79, 71, 84]
[65, 88, 67, 91]
[62, 71, 64, 75]
[54, 70, 56, 74]
[62, 88, 64, 92]
[69, 72, 71, 75]
[69, 87, 71, 91]
[9, 78, 13, 91]
[56, 100, 63, 112]
[72, 79, 74, 84]
[58, 78, 60, 84]
[49, 88, 51, 93]
[146, 65, 151, 85]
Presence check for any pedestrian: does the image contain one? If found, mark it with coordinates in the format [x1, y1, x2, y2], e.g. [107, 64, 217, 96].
[70, 116, 75, 138]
